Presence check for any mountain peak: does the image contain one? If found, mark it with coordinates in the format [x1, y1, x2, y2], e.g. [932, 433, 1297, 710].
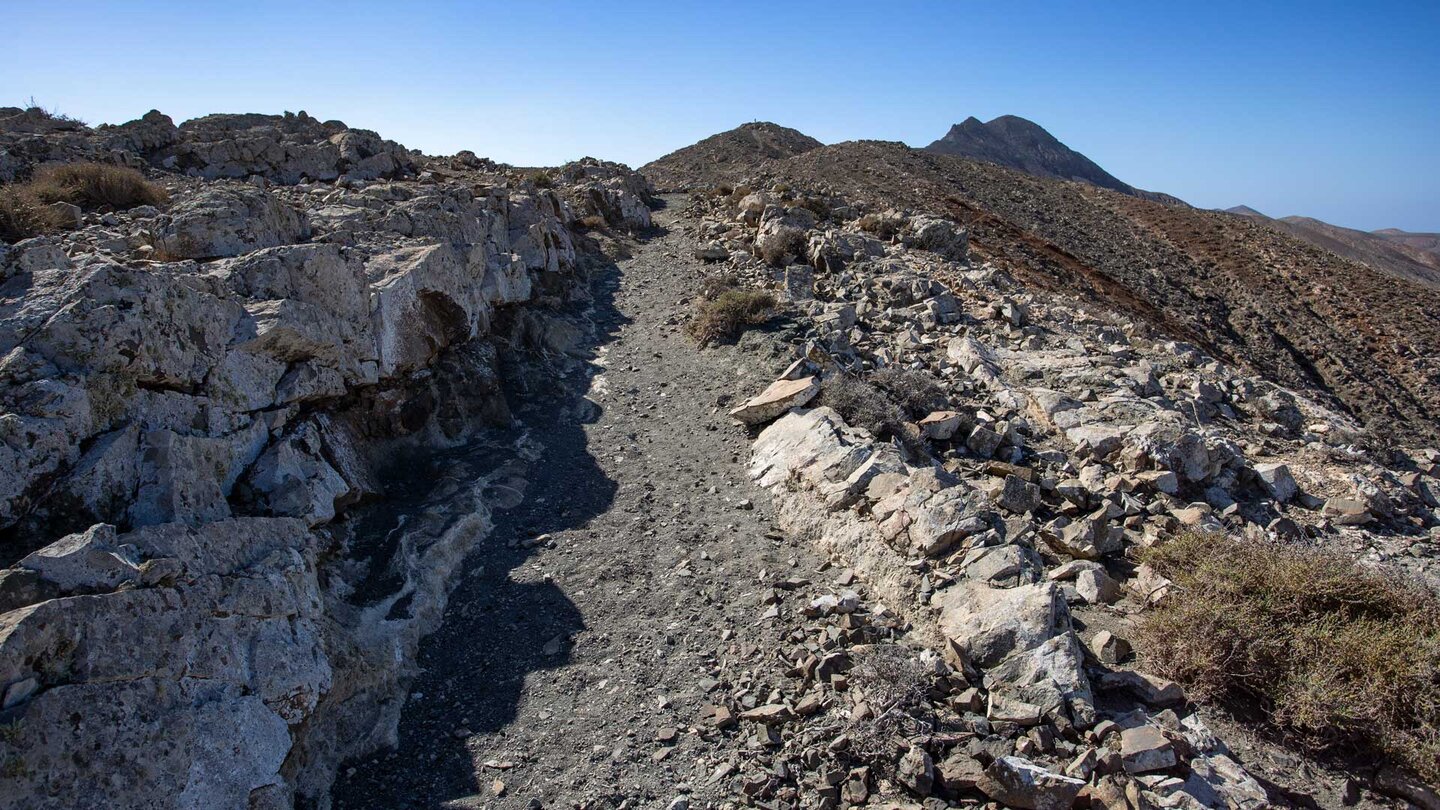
[925, 114, 1134, 195]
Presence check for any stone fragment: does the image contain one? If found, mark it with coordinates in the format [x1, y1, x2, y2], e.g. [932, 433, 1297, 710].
[1253, 462, 1297, 503]
[976, 756, 1086, 810]
[1120, 725, 1176, 773]
[728, 376, 820, 425]
[1322, 497, 1372, 525]
[937, 580, 1062, 667]
[1074, 568, 1121, 605]
[897, 745, 935, 795]
[1087, 630, 1131, 664]
[920, 410, 963, 440]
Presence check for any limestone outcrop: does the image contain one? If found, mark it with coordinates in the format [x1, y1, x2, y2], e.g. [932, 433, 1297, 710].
[0, 110, 652, 808]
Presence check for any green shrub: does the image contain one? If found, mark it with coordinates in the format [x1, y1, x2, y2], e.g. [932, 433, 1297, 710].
[1138, 532, 1440, 783]
[28, 162, 166, 211]
[686, 288, 775, 346]
[529, 170, 555, 188]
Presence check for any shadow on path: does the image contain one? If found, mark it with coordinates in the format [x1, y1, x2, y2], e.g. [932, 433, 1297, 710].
[330, 249, 632, 809]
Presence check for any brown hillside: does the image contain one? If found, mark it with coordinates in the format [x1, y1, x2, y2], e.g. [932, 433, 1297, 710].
[640, 122, 821, 191]
[749, 141, 1440, 443]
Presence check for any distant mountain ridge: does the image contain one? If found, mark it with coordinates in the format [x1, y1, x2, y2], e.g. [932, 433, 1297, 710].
[924, 115, 1184, 205]
[1226, 206, 1440, 289]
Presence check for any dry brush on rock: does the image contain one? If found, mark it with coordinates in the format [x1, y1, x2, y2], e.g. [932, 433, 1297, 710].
[1138, 531, 1440, 785]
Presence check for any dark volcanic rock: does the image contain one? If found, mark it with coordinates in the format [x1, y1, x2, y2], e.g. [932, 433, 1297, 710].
[925, 115, 1182, 205]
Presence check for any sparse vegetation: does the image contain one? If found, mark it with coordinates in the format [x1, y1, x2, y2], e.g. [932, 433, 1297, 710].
[28, 162, 167, 211]
[579, 214, 606, 230]
[846, 645, 934, 771]
[0, 186, 72, 243]
[529, 170, 555, 188]
[857, 211, 903, 240]
[789, 195, 830, 221]
[686, 277, 776, 346]
[870, 367, 947, 416]
[819, 368, 945, 448]
[1138, 531, 1440, 783]
[818, 373, 908, 441]
[1, 162, 165, 243]
[757, 227, 806, 266]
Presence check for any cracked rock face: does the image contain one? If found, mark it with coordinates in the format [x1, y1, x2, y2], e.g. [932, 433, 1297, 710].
[0, 110, 653, 807]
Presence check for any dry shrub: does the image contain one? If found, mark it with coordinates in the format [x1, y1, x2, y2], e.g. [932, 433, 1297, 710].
[579, 214, 606, 229]
[790, 195, 830, 221]
[686, 287, 776, 346]
[871, 367, 947, 417]
[0, 187, 72, 243]
[529, 170, 555, 188]
[758, 227, 806, 266]
[846, 645, 933, 770]
[857, 212, 903, 240]
[28, 162, 166, 211]
[1138, 531, 1440, 783]
[819, 374, 908, 441]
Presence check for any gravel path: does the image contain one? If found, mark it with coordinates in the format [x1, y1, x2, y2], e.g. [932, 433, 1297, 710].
[333, 198, 817, 809]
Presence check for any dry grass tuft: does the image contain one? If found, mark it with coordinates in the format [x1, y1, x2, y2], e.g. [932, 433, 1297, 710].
[0, 187, 72, 243]
[846, 645, 933, 771]
[28, 162, 166, 211]
[818, 374, 908, 441]
[870, 367, 947, 416]
[686, 278, 776, 346]
[1137, 531, 1440, 783]
[857, 211, 903, 240]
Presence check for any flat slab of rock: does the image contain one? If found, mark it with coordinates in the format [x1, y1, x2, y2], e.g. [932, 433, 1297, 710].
[977, 755, 1085, 810]
[728, 376, 819, 425]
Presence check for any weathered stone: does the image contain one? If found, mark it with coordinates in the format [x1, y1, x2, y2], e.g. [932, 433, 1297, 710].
[728, 376, 820, 425]
[1087, 630, 1131, 664]
[1253, 462, 1298, 503]
[897, 745, 935, 795]
[976, 756, 1086, 810]
[920, 410, 963, 440]
[153, 185, 309, 259]
[937, 580, 1063, 667]
[1322, 497, 1372, 525]
[1121, 726, 1176, 773]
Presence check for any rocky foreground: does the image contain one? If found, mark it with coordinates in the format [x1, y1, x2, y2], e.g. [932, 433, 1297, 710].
[1, 109, 1438, 810]
[0, 108, 653, 807]
[650, 186, 1440, 809]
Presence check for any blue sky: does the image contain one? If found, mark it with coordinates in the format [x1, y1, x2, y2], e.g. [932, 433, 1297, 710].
[4, 1, 1437, 231]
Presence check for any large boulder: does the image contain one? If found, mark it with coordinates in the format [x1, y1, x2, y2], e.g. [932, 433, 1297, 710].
[936, 580, 1064, 667]
[153, 186, 309, 259]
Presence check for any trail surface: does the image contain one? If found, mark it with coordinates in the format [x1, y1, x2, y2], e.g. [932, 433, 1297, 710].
[334, 198, 812, 809]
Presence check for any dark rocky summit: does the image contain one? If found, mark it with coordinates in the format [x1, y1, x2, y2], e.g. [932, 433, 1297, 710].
[925, 115, 1183, 204]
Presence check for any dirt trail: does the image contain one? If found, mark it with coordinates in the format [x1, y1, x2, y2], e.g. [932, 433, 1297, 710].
[333, 198, 814, 809]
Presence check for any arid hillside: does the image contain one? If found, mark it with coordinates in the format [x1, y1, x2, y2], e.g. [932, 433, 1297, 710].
[640, 121, 821, 191]
[738, 140, 1439, 445]
[1226, 206, 1440, 290]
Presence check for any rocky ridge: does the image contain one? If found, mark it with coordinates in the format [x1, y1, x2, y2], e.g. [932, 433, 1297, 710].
[1224, 206, 1440, 290]
[0, 109, 654, 808]
[716, 139, 1440, 447]
[668, 180, 1440, 808]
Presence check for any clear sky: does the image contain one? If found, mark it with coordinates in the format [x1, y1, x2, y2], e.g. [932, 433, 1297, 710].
[4, 0, 1437, 231]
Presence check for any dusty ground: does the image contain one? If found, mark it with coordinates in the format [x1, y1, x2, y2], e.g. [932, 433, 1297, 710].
[332, 198, 819, 809]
